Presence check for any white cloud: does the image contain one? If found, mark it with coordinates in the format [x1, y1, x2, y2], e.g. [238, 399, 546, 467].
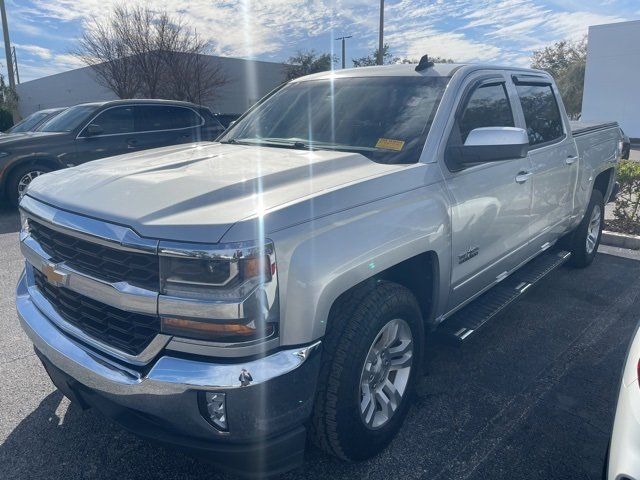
[14, 0, 639, 81]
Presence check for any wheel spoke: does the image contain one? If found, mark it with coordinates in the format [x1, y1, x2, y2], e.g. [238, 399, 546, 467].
[361, 387, 376, 426]
[388, 339, 413, 370]
[382, 320, 399, 348]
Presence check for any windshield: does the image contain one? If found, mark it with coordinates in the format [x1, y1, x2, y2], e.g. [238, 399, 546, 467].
[220, 76, 450, 164]
[39, 105, 98, 133]
[8, 111, 51, 133]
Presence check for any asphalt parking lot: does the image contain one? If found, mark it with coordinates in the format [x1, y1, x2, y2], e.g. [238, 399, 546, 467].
[1, 203, 640, 480]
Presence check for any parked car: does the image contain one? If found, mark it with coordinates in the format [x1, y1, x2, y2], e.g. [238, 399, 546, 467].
[213, 113, 241, 129]
[3, 107, 66, 134]
[621, 128, 631, 159]
[16, 60, 621, 478]
[604, 323, 640, 480]
[0, 99, 225, 205]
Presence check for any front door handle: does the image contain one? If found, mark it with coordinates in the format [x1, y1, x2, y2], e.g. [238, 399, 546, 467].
[565, 155, 578, 165]
[515, 171, 532, 184]
[127, 139, 138, 149]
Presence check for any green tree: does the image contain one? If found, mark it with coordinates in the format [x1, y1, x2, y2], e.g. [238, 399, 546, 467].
[354, 44, 454, 67]
[0, 73, 17, 130]
[352, 43, 398, 67]
[285, 50, 335, 80]
[531, 38, 587, 119]
[398, 56, 455, 64]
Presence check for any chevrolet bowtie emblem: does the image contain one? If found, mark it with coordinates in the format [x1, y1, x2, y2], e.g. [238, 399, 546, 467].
[42, 263, 69, 287]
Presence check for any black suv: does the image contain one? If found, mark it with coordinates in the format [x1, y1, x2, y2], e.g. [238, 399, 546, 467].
[0, 99, 225, 205]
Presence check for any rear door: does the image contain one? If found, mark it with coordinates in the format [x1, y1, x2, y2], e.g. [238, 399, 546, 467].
[132, 105, 205, 151]
[511, 75, 579, 250]
[444, 72, 534, 311]
[75, 106, 134, 163]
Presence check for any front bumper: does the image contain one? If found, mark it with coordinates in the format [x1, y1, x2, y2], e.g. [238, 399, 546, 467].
[16, 271, 322, 478]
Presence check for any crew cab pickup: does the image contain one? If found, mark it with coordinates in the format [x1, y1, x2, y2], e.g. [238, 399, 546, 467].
[16, 61, 621, 478]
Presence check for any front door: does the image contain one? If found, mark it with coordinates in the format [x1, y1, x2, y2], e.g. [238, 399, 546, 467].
[75, 106, 135, 164]
[444, 75, 534, 312]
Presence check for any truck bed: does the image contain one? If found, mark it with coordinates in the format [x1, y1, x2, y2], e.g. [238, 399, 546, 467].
[570, 120, 619, 137]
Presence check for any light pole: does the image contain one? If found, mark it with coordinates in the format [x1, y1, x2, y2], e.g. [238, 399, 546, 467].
[336, 35, 352, 69]
[377, 0, 384, 65]
[0, 0, 15, 90]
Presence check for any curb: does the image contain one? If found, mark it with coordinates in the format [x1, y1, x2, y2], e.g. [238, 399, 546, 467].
[601, 230, 640, 250]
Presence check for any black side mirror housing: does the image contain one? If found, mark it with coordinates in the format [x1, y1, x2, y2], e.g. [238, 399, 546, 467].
[85, 124, 104, 136]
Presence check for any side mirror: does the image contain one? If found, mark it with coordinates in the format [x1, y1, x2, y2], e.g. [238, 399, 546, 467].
[85, 124, 103, 136]
[447, 127, 529, 170]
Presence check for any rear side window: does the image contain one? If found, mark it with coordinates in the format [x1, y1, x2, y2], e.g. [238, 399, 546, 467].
[135, 106, 202, 132]
[92, 107, 134, 135]
[170, 107, 202, 129]
[515, 84, 564, 146]
[458, 83, 514, 143]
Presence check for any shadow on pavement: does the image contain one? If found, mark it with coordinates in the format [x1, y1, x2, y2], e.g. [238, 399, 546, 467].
[0, 252, 638, 480]
[0, 203, 19, 235]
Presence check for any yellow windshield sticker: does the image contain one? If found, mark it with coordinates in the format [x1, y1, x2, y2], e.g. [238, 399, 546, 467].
[375, 138, 405, 151]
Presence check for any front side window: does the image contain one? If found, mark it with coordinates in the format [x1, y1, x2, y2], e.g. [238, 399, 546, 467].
[458, 83, 515, 143]
[515, 84, 564, 146]
[90, 106, 134, 135]
[220, 76, 451, 164]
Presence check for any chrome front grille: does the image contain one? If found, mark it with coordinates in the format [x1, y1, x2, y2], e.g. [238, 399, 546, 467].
[28, 219, 159, 290]
[33, 267, 160, 356]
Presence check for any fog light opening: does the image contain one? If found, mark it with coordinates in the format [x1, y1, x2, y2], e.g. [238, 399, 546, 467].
[202, 392, 228, 431]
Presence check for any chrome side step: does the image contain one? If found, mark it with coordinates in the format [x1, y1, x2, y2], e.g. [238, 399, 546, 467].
[436, 250, 571, 344]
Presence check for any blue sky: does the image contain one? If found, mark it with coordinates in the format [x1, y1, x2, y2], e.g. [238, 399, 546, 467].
[5, 0, 640, 83]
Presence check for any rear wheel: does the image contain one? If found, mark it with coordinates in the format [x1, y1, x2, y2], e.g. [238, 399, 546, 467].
[569, 190, 604, 268]
[7, 164, 51, 206]
[310, 281, 424, 461]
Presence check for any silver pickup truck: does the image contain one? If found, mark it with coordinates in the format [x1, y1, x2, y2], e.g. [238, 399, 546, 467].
[16, 61, 621, 478]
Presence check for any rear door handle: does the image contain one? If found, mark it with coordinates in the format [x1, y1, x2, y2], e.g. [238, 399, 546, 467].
[515, 171, 532, 184]
[127, 139, 138, 149]
[565, 155, 578, 165]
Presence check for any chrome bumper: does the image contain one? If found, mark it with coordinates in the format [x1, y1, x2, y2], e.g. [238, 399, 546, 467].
[17, 270, 321, 442]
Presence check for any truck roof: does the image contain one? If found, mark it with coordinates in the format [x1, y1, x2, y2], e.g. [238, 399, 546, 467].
[293, 63, 548, 81]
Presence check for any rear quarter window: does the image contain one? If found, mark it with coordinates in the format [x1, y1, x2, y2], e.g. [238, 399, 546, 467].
[515, 84, 564, 146]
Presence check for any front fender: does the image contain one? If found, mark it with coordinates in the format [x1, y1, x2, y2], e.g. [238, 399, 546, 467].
[268, 184, 451, 346]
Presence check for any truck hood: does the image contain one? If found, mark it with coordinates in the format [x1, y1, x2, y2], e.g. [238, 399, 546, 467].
[27, 142, 407, 242]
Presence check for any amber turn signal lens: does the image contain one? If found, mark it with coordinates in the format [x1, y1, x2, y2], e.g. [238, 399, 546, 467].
[161, 317, 274, 342]
[241, 255, 273, 281]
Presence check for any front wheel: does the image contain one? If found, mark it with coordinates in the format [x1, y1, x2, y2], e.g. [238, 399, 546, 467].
[569, 190, 604, 268]
[7, 164, 51, 207]
[310, 281, 424, 461]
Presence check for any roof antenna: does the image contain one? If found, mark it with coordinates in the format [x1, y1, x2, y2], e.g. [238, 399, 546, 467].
[415, 54, 434, 72]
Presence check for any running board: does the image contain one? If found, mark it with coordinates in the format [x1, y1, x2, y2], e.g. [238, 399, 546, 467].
[436, 250, 571, 344]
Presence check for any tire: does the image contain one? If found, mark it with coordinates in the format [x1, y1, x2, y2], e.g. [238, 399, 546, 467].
[6, 163, 51, 207]
[310, 281, 424, 461]
[568, 189, 604, 268]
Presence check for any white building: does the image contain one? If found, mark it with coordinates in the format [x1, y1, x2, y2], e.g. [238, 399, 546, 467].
[582, 20, 640, 139]
[16, 55, 287, 118]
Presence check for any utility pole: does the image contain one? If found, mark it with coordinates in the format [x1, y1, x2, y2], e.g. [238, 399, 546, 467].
[12, 46, 18, 84]
[377, 0, 384, 65]
[0, 0, 15, 90]
[336, 35, 352, 69]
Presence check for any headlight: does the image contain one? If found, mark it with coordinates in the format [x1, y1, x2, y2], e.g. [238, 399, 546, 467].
[159, 239, 278, 344]
[0, 152, 9, 158]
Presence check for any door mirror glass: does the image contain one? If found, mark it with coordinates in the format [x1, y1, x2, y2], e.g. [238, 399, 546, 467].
[448, 127, 529, 170]
[85, 123, 103, 136]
